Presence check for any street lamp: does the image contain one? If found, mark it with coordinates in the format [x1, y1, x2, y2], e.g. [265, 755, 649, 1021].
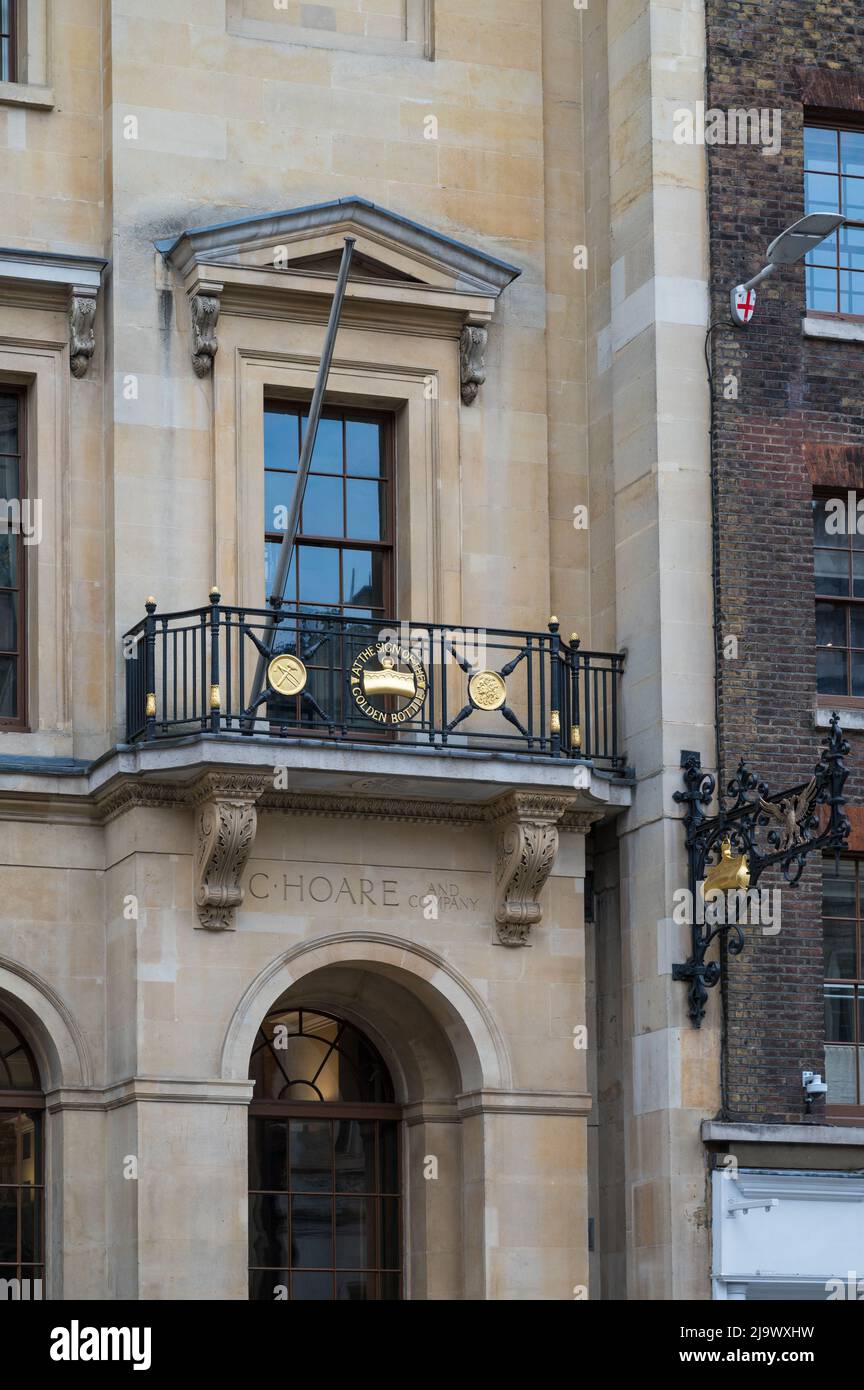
[730, 212, 846, 325]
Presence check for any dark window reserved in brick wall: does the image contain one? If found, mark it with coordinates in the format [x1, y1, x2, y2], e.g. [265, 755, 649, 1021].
[823, 856, 864, 1112]
[705, 0, 864, 1123]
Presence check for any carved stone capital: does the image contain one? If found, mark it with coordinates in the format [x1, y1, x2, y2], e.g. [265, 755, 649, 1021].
[69, 285, 98, 378]
[193, 775, 265, 930]
[189, 281, 222, 377]
[492, 793, 570, 946]
[460, 322, 487, 405]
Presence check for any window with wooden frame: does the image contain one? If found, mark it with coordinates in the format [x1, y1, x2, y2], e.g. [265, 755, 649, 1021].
[823, 856, 864, 1116]
[804, 120, 864, 317]
[247, 1008, 402, 1301]
[264, 401, 393, 617]
[0, 1012, 44, 1291]
[0, 1, 17, 83]
[263, 400, 395, 731]
[0, 388, 26, 729]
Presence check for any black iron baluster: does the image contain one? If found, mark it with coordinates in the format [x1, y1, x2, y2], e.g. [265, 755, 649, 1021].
[569, 633, 581, 759]
[611, 654, 620, 766]
[209, 587, 221, 734]
[225, 608, 233, 730]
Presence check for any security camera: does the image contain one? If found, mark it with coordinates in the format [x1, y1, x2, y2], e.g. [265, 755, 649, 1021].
[802, 1071, 828, 1114]
[802, 1070, 828, 1095]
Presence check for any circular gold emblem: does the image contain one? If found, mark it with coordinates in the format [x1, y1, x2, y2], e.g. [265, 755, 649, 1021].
[267, 653, 307, 696]
[469, 669, 507, 711]
[349, 642, 428, 725]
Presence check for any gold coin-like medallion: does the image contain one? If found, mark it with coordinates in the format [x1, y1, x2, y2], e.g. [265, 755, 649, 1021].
[468, 669, 507, 711]
[267, 653, 307, 696]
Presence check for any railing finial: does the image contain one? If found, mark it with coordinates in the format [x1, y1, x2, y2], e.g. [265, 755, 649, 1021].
[145, 596, 157, 613]
[209, 586, 221, 605]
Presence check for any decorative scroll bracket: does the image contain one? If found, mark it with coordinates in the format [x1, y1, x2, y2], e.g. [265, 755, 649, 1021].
[69, 285, 98, 378]
[672, 713, 851, 1027]
[189, 280, 223, 377]
[492, 793, 572, 946]
[460, 321, 487, 405]
[194, 773, 265, 930]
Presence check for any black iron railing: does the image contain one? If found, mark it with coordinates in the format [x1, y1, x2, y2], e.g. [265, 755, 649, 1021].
[123, 595, 625, 768]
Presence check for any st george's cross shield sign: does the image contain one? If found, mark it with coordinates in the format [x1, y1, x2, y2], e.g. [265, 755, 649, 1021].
[730, 284, 757, 325]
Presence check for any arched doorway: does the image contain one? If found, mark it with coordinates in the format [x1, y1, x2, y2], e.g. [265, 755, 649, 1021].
[248, 1004, 401, 1300]
[0, 1011, 44, 1292]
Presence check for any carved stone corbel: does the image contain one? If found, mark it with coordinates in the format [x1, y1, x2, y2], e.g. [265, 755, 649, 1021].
[69, 285, 98, 378]
[193, 774, 265, 930]
[492, 793, 571, 946]
[460, 322, 487, 405]
[189, 281, 222, 377]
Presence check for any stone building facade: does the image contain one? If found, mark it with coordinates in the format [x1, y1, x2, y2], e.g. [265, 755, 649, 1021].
[0, 0, 722, 1301]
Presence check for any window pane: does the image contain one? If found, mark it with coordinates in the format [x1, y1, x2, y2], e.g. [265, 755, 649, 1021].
[0, 655, 17, 717]
[334, 1120, 375, 1194]
[291, 1195, 332, 1268]
[825, 1044, 857, 1104]
[336, 1271, 371, 1300]
[853, 652, 864, 698]
[817, 646, 848, 695]
[334, 1195, 374, 1269]
[0, 534, 17, 588]
[343, 549, 384, 609]
[380, 1271, 400, 1300]
[264, 409, 299, 470]
[806, 171, 840, 214]
[854, 550, 864, 596]
[380, 1121, 399, 1195]
[841, 130, 864, 178]
[302, 415, 342, 474]
[20, 1188, 39, 1264]
[823, 858, 856, 917]
[249, 1118, 288, 1191]
[0, 395, 18, 453]
[345, 419, 382, 477]
[806, 265, 837, 312]
[380, 1196, 400, 1268]
[806, 230, 838, 267]
[292, 1271, 332, 1300]
[302, 475, 343, 537]
[297, 545, 339, 606]
[813, 497, 848, 547]
[290, 1120, 331, 1193]
[250, 1268, 289, 1301]
[346, 479, 385, 540]
[842, 178, 864, 222]
[0, 592, 18, 651]
[249, 1193, 289, 1267]
[825, 982, 856, 1042]
[840, 270, 864, 317]
[839, 224, 864, 272]
[816, 601, 846, 648]
[0, 1188, 17, 1262]
[264, 471, 295, 534]
[815, 546, 849, 595]
[824, 919, 857, 978]
[0, 458, 21, 503]
[805, 126, 839, 173]
[852, 608, 864, 648]
[264, 543, 294, 602]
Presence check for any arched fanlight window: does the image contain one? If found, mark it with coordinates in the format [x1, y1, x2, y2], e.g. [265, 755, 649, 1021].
[248, 1008, 401, 1302]
[250, 1009, 394, 1104]
[0, 1012, 44, 1293]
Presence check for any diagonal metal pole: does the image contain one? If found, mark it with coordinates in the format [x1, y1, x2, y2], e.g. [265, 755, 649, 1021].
[243, 236, 355, 726]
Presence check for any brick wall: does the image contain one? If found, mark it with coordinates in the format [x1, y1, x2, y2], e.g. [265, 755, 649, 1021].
[705, 0, 864, 1121]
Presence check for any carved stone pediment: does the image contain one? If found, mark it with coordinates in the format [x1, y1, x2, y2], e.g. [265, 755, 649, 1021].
[491, 793, 572, 947]
[156, 196, 520, 391]
[193, 774, 265, 930]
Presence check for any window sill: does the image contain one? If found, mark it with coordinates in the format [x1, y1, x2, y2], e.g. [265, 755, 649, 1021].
[815, 704, 864, 731]
[0, 80, 54, 110]
[802, 314, 864, 344]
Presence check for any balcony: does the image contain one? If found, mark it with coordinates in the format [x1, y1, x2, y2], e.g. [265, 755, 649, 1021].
[123, 595, 625, 771]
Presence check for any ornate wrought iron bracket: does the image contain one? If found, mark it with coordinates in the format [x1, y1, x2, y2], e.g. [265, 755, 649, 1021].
[672, 714, 851, 1027]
